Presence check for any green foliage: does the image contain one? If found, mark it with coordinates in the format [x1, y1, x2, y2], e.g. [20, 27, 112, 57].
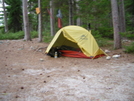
[28, 0, 38, 31]
[31, 31, 38, 38]
[96, 38, 113, 47]
[0, 31, 24, 40]
[0, 0, 133, 46]
[124, 42, 134, 53]
[0, 28, 53, 43]
[97, 27, 113, 39]
[30, 30, 54, 43]
[91, 30, 102, 39]
[120, 31, 134, 39]
[0, 31, 41, 40]
[5, 0, 22, 32]
[91, 30, 113, 47]
[125, 0, 134, 31]
[78, 0, 111, 31]
[43, 30, 53, 43]
[0, 26, 4, 33]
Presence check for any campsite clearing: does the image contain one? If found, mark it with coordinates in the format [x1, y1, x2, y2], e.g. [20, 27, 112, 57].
[0, 38, 134, 101]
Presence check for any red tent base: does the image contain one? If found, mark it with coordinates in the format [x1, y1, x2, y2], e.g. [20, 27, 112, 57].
[59, 50, 105, 59]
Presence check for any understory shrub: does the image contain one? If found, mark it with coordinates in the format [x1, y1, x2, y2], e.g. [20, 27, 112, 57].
[92, 30, 113, 47]
[0, 31, 24, 40]
[43, 31, 53, 43]
[120, 31, 134, 39]
[124, 42, 134, 53]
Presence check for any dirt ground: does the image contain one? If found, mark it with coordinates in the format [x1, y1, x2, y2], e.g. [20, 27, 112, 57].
[0, 38, 134, 101]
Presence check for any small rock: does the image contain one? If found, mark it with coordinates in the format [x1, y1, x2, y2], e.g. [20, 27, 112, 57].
[122, 39, 131, 42]
[38, 49, 42, 52]
[106, 56, 111, 60]
[112, 55, 120, 58]
[18, 48, 23, 50]
[30, 46, 35, 50]
[0, 41, 4, 44]
[105, 49, 111, 53]
[40, 58, 44, 61]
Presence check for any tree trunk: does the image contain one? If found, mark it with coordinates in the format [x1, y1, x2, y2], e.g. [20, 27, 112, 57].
[111, 0, 121, 49]
[118, 0, 126, 33]
[29, 0, 33, 31]
[22, 0, 31, 41]
[2, 0, 8, 33]
[38, 0, 42, 42]
[50, 0, 55, 36]
[76, 0, 81, 26]
[69, 0, 73, 25]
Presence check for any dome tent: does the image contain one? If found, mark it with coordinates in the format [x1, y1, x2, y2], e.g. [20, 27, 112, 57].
[45, 25, 106, 59]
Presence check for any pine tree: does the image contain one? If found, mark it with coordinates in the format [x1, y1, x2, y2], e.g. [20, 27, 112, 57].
[2, 0, 8, 32]
[5, 0, 22, 32]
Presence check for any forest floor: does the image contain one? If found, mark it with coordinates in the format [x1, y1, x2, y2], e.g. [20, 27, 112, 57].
[0, 38, 134, 101]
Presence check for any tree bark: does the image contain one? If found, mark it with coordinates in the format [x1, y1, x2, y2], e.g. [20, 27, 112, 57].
[118, 0, 126, 33]
[2, 0, 8, 33]
[76, 0, 81, 26]
[111, 0, 121, 49]
[38, 0, 42, 42]
[69, 0, 73, 25]
[22, 0, 31, 41]
[50, 0, 55, 36]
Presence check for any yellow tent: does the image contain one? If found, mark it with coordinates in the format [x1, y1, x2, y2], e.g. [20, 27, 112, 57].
[45, 25, 106, 58]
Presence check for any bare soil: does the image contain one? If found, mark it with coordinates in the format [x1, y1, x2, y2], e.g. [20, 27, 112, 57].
[0, 38, 134, 101]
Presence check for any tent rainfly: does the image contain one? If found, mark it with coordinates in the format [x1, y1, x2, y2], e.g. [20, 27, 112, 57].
[45, 25, 106, 59]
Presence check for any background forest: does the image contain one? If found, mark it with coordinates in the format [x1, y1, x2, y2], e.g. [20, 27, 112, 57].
[0, 0, 134, 53]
